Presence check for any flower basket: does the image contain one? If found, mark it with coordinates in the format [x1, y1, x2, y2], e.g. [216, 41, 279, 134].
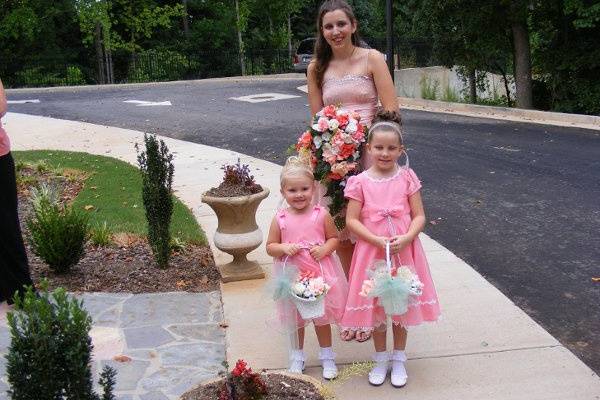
[281, 249, 331, 320]
[359, 242, 423, 316]
[290, 293, 326, 320]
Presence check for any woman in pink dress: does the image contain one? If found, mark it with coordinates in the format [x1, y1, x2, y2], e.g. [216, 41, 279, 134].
[341, 110, 440, 387]
[0, 78, 35, 306]
[266, 157, 348, 380]
[307, 0, 399, 288]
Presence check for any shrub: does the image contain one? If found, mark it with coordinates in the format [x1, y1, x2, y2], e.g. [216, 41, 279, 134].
[420, 75, 439, 100]
[6, 282, 116, 399]
[136, 133, 174, 268]
[27, 186, 89, 273]
[441, 84, 460, 102]
[90, 221, 112, 247]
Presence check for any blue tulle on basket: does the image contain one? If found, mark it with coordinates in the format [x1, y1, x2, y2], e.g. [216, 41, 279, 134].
[272, 262, 298, 301]
[367, 274, 413, 316]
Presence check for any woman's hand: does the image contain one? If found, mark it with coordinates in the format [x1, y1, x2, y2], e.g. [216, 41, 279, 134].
[309, 244, 328, 261]
[389, 234, 412, 254]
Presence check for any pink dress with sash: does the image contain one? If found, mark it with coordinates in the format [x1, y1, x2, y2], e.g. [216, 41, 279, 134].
[340, 169, 441, 330]
[272, 205, 348, 328]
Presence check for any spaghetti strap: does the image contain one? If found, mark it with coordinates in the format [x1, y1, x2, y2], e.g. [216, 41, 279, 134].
[364, 48, 371, 75]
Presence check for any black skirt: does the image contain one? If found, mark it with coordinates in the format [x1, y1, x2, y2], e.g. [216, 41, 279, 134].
[0, 152, 33, 304]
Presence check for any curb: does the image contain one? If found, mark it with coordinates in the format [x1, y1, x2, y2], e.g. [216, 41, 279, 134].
[399, 97, 600, 132]
[5, 73, 306, 94]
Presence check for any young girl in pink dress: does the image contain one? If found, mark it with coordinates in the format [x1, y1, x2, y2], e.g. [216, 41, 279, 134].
[266, 157, 348, 380]
[341, 110, 441, 387]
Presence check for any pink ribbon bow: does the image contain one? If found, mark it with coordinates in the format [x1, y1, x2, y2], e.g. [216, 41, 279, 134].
[369, 205, 406, 223]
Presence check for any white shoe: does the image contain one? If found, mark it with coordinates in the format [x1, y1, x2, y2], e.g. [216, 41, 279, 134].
[319, 347, 338, 380]
[288, 349, 305, 374]
[368, 351, 389, 386]
[390, 350, 408, 388]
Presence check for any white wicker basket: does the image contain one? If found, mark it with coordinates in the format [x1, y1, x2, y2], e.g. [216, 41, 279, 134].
[283, 249, 327, 320]
[291, 294, 326, 319]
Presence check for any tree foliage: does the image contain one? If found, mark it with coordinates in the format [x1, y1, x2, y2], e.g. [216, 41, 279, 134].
[0, 0, 598, 114]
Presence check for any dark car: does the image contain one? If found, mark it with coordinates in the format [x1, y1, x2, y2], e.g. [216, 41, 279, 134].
[293, 38, 316, 74]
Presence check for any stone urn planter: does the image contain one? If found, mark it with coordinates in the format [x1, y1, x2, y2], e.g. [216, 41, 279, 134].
[201, 188, 269, 282]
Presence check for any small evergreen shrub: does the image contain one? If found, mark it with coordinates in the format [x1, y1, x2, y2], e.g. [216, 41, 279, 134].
[6, 283, 116, 399]
[27, 186, 89, 273]
[136, 133, 174, 268]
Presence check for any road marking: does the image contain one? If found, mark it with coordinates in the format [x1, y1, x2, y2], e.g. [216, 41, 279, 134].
[297, 85, 308, 94]
[230, 93, 300, 103]
[8, 99, 40, 104]
[123, 100, 172, 106]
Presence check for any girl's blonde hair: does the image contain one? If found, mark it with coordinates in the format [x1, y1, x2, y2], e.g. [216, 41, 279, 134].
[280, 156, 314, 187]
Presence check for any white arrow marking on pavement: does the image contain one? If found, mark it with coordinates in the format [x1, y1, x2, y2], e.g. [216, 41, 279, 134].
[8, 99, 41, 104]
[297, 85, 308, 94]
[230, 93, 300, 103]
[123, 100, 172, 106]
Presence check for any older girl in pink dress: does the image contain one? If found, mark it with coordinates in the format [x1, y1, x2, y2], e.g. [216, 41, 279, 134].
[341, 110, 440, 388]
[307, 0, 399, 289]
[266, 157, 348, 380]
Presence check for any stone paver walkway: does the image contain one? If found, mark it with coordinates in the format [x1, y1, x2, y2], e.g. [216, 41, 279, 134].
[0, 292, 225, 400]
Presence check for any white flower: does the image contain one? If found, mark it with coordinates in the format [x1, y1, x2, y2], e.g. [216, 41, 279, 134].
[313, 135, 323, 149]
[346, 121, 358, 134]
[328, 119, 340, 131]
[322, 132, 332, 141]
[292, 282, 306, 296]
[343, 133, 354, 144]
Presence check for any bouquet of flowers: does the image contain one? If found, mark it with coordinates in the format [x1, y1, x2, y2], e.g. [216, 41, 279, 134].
[359, 259, 424, 316]
[295, 104, 368, 229]
[290, 270, 330, 319]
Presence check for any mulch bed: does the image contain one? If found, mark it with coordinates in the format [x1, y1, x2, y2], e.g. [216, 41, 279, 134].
[181, 373, 324, 400]
[17, 166, 220, 293]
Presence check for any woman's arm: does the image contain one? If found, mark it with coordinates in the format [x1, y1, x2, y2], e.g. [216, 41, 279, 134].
[346, 199, 387, 249]
[0, 79, 7, 117]
[369, 50, 399, 112]
[307, 61, 324, 116]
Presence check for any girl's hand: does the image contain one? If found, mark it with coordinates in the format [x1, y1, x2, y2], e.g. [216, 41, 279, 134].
[283, 243, 301, 256]
[373, 236, 388, 250]
[309, 245, 328, 261]
[389, 235, 412, 254]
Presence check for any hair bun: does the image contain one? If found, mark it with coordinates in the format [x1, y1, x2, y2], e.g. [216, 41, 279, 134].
[373, 107, 402, 125]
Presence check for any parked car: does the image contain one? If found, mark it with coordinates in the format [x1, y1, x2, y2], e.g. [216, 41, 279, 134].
[293, 38, 316, 74]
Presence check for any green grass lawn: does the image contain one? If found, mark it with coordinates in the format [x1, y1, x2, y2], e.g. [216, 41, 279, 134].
[14, 150, 206, 244]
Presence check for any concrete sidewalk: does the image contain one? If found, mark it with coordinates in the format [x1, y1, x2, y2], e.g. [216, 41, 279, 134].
[4, 112, 600, 399]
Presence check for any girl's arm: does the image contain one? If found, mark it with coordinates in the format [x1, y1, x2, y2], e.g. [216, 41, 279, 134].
[266, 216, 300, 258]
[389, 191, 426, 254]
[309, 211, 340, 260]
[0, 79, 7, 117]
[307, 61, 324, 116]
[369, 50, 399, 112]
[346, 199, 388, 249]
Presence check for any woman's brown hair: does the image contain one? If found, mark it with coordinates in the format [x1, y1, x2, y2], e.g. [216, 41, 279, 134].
[313, 0, 364, 87]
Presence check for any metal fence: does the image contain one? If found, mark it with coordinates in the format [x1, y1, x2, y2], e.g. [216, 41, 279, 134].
[1, 40, 432, 88]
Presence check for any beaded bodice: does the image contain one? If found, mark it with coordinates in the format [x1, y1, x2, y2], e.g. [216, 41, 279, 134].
[321, 74, 378, 127]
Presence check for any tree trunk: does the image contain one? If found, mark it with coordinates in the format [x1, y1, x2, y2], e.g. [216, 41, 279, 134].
[511, 21, 533, 109]
[288, 14, 292, 61]
[94, 22, 106, 84]
[468, 68, 477, 103]
[182, 0, 190, 37]
[234, 0, 246, 75]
